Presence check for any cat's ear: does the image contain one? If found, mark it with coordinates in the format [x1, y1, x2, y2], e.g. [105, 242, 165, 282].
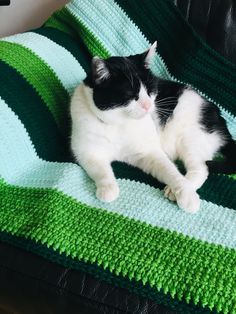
[143, 41, 157, 68]
[92, 57, 110, 84]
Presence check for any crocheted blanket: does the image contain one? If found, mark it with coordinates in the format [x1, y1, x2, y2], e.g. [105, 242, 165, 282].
[0, 0, 236, 313]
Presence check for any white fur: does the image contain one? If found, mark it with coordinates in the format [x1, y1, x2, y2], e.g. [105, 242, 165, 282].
[69, 82, 227, 213]
[144, 41, 157, 68]
[125, 84, 156, 119]
[160, 89, 224, 191]
[92, 57, 110, 83]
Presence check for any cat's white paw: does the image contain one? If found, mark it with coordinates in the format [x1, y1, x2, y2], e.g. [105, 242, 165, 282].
[96, 183, 119, 202]
[175, 185, 200, 214]
[164, 185, 176, 201]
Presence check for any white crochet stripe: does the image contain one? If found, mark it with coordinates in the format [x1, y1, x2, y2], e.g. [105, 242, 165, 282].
[1, 32, 86, 95]
[1, 96, 236, 250]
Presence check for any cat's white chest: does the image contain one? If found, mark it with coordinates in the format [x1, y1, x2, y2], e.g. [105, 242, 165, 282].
[70, 84, 160, 163]
[122, 115, 159, 151]
[95, 115, 160, 161]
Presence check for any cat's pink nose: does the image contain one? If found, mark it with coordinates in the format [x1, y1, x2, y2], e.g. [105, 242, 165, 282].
[141, 102, 151, 111]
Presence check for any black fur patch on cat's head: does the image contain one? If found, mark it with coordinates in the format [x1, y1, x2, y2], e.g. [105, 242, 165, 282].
[84, 42, 158, 111]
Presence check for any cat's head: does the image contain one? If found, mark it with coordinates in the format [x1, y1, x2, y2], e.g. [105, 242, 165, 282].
[85, 42, 158, 124]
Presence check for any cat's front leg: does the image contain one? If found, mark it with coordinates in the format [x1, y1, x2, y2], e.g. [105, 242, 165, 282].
[184, 161, 209, 191]
[131, 150, 200, 213]
[79, 155, 119, 202]
[163, 160, 208, 204]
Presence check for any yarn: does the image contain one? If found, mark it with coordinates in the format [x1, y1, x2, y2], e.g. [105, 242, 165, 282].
[0, 1, 236, 312]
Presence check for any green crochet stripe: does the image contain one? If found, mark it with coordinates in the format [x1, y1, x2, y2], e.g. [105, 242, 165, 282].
[47, 2, 236, 138]
[0, 60, 70, 162]
[114, 162, 236, 209]
[1, 53, 235, 208]
[0, 33, 234, 207]
[0, 41, 69, 130]
[48, 1, 236, 140]
[44, 14, 75, 37]
[1, 62, 235, 210]
[34, 27, 92, 74]
[0, 232, 215, 314]
[0, 178, 236, 313]
[116, 0, 236, 117]
[47, 8, 110, 58]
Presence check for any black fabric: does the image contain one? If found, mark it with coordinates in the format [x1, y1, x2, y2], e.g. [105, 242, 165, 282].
[0, 242, 176, 314]
[174, 0, 236, 63]
[0, 0, 10, 5]
[1, 1, 236, 313]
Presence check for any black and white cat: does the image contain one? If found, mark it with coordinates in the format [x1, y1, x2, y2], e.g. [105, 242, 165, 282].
[70, 42, 236, 213]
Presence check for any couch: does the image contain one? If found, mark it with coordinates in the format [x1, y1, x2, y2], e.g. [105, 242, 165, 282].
[0, 1, 235, 313]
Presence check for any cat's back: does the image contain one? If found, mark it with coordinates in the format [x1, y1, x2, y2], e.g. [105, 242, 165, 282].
[156, 80, 224, 160]
[155, 79, 207, 130]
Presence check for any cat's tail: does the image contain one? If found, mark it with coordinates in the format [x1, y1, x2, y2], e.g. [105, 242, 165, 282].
[206, 139, 236, 174]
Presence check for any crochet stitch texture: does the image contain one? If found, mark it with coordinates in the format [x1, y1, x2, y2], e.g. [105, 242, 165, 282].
[0, 0, 236, 313]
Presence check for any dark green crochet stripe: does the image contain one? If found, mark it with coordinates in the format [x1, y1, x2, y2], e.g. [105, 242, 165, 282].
[33, 27, 92, 74]
[0, 60, 70, 162]
[42, 10, 236, 208]
[1, 51, 234, 209]
[37, 21, 236, 209]
[0, 232, 215, 314]
[44, 13, 77, 38]
[116, 0, 236, 116]
[1, 179, 235, 313]
[0, 41, 69, 131]
[198, 174, 236, 209]
[0, 35, 234, 209]
[113, 162, 236, 209]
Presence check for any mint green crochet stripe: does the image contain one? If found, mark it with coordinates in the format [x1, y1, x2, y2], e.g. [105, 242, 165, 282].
[1, 96, 236, 250]
[1, 180, 236, 313]
[116, 0, 236, 114]
[64, 0, 236, 139]
[65, 1, 169, 78]
[47, 8, 110, 59]
[2, 32, 86, 96]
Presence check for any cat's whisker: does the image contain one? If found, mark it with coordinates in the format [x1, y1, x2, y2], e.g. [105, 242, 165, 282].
[156, 104, 177, 109]
[157, 111, 173, 116]
[157, 96, 177, 101]
[156, 99, 178, 104]
[156, 102, 177, 107]
[158, 110, 172, 114]
[158, 114, 172, 118]
[157, 109, 173, 115]
[156, 102, 177, 106]
[157, 106, 175, 112]
[157, 106, 174, 110]
[156, 97, 177, 104]
[157, 97, 177, 103]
